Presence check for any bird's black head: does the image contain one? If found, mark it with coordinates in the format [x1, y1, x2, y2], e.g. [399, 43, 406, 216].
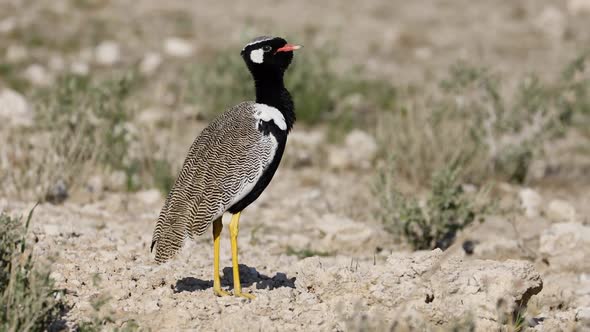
[241, 36, 301, 77]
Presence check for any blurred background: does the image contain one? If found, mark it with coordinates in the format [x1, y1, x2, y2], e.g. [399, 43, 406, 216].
[1, 0, 589, 330]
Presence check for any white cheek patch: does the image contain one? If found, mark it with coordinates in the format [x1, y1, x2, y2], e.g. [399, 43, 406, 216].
[253, 103, 287, 130]
[250, 48, 264, 64]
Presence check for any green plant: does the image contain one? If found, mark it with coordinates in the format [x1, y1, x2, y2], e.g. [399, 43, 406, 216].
[375, 161, 486, 250]
[0, 206, 63, 331]
[508, 310, 527, 332]
[0, 62, 31, 93]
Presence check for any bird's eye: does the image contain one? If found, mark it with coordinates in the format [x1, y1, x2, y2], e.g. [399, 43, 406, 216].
[262, 45, 272, 52]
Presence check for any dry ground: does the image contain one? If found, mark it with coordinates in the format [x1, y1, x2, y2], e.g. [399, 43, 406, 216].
[1, 0, 590, 331]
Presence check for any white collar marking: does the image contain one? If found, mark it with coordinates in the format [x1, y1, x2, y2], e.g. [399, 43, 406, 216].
[254, 103, 287, 130]
[250, 48, 264, 64]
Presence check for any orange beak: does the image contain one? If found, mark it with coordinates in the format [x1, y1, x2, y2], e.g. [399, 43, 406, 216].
[275, 44, 303, 53]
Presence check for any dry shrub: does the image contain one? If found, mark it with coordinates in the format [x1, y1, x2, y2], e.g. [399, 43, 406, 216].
[1, 73, 138, 200]
[0, 207, 63, 331]
[378, 53, 590, 187]
[375, 52, 589, 248]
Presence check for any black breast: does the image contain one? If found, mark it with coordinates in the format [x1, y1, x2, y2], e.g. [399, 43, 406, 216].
[227, 123, 287, 214]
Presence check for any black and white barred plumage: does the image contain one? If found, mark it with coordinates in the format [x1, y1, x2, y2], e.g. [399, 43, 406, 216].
[152, 102, 287, 262]
[151, 36, 298, 263]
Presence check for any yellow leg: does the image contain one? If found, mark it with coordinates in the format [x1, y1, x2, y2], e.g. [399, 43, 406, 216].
[212, 217, 229, 297]
[229, 212, 255, 299]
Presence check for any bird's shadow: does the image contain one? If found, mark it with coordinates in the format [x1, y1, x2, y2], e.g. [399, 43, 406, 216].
[174, 264, 295, 293]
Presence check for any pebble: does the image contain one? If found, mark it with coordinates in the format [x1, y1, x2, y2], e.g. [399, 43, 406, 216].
[0, 88, 33, 127]
[70, 61, 89, 76]
[534, 6, 565, 40]
[95, 40, 121, 65]
[519, 188, 542, 218]
[546, 200, 577, 223]
[164, 37, 194, 58]
[140, 52, 163, 75]
[23, 64, 52, 86]
[0, 17, 16, 34]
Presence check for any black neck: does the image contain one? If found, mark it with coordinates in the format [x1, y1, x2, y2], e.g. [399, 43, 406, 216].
[254, 71, 295, 132]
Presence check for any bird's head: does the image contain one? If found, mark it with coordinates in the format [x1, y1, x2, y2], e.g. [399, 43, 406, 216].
[241, 36, 302, 76]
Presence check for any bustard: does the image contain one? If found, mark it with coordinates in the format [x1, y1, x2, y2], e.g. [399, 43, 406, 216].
[151, 36, 301, 299]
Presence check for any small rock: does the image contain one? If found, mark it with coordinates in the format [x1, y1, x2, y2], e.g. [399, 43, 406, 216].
[540, 222, 590, 271]
[568, 0, 590, 14]
[519, 188, 542, 218]
[345, 130, 377, 163]
[95, 40, 120, 65]
[23, 64, 52, 86]
[461, 183, 478, 194]
[45, 179, 69, 204]
[164, 37, 194, 58]
[70, 61, 89, 76]
[462, 240, 475, 255]
[86, 175, 104, 194]
[328, 130, 377, 170]
[0, 17, 16, 34]
[137, 108, 165, 127]
[136, 189, 162, 205]
[139, 52, 162, 75]
[0, 89, 33, 127]
[534, 6, 566, 40]
[545, 200, 577, 222]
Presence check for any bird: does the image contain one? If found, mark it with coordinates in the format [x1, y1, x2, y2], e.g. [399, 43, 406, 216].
[151, 36, 302, 299]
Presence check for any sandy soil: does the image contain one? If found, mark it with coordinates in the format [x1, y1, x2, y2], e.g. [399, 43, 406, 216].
[1, 0, 590, 330]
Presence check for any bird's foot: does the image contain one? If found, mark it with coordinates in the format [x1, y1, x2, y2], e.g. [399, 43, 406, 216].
[234, 291, 255, 300]
[213, 287, 230, 297]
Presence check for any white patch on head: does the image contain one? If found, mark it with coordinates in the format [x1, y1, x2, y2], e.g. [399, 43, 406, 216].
[242, 37, 274, 51]
[250, 48, 264, 64]
[253, 103, 287, 130]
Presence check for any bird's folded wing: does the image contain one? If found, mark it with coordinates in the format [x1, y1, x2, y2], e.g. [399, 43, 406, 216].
[151, 102, 276, 262]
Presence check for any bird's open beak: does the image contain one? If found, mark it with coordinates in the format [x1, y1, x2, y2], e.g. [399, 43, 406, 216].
[275, 44, 303, 53]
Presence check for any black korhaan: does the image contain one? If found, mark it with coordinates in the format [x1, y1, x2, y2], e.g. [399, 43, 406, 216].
[151, 36, 302, 299]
